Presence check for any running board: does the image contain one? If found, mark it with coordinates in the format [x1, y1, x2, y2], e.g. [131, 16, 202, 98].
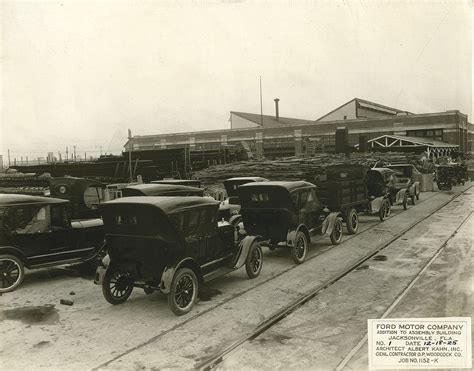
[203, 267, 234, 283]
[28, 258, 84, 269]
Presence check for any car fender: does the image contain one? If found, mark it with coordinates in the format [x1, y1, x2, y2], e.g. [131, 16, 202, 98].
[286, 225, 310, 246]
[414, 181, 420, 195]
[321, 212, 341, 236]
[0, 246, 26, 263]
[160, 258, 202, 294]
[396, 189, 406, 204]
[369, 197, 384, 213]
[232, 235, 259, 269]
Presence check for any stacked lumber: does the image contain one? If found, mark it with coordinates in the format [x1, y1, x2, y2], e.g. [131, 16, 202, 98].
[195, 152, 424, 188]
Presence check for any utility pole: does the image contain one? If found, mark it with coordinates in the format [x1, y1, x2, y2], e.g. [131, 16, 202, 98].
[73, 146, 77, 161]
[66, 147, 69, 162]
[58, 151, 62, 162]
[128, 129, 133, 182]
[259, 76, 264, 126]
[84, 152, 87, 162]
[7, 149, 10, 167]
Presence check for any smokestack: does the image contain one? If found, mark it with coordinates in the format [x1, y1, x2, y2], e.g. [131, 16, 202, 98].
[274, 98, 280, 121]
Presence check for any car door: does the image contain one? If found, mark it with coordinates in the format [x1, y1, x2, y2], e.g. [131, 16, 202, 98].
[5, 205, 54, 260]
[49, 204, 74, 256]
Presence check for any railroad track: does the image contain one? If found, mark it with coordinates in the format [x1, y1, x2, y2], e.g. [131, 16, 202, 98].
[196, 186, 473, 370]
[92, 188, 467, 370]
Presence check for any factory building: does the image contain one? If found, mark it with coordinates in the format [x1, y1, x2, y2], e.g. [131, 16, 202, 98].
[125, 98, 473, 160]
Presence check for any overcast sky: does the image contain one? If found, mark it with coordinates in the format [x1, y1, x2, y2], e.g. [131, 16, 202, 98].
[1, 0, 472, 163]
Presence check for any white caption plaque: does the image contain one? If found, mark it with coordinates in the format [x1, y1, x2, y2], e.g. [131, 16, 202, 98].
[368, 318, 471, 369]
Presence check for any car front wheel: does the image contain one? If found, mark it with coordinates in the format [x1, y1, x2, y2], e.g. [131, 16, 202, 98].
[168, 268, 198, 316]
[102, 268, 134, 305]
[0, 255, 24, 293]
[330, 218, 343, 245]
[346, 208, 359, 235]
[291, 231, 307, 264]
[245, 243, 263, 278]
[402, 193, 408, 210]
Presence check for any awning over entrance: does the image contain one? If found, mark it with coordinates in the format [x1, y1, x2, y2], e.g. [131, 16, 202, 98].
[361, 135, 459, 159]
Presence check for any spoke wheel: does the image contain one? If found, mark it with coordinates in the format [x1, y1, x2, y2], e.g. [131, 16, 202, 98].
[102, 268, 134, 305]
[346, 208, 359, 235]
[411, 195, 416, 205]
[330, 218, 343, 245]
[168, 268, 198, 316]
[0, 255, 24, 293]
[379, 200, 387, 221]
[384, 200, 391, 218]
[291, 231, 307, 264]
[246, 243, 263, 278]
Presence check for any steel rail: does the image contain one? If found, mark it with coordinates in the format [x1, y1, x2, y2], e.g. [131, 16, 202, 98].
[196, 185, 472, 370]
[91, 189, 457, 370]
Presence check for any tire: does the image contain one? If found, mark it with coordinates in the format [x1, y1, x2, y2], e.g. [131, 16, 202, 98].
[291, 231, 307, 264]
[245, 243, 263, 278]
[102, 267, 134, 305]
[330, 218, 343, 245]
[0, 255, 24, 293]
[384, 200, 391, 218]
[410, 195, 416, 205]
[402, 193, 408, 210]
[378, 200, 387, 222]
[168, 268, 198, 316]
[346, 208, 359, 235]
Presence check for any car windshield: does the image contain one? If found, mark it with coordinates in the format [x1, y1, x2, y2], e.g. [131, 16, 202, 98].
[240, 187, 295, 210]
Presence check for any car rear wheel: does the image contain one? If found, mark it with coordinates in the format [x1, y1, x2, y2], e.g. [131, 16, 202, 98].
[384, 200, 391, 218]
[0, 255, 24, 293]
[168, 268, 198, 316]
[411, 195, 416, 205]
[330, 218, 343, 245]
[346, 208, 359, 235]
[379, 200, 387, 221]
[102, 268, 134, 305]
[245, 243, 263, 278]
[291, 231, 307, 264]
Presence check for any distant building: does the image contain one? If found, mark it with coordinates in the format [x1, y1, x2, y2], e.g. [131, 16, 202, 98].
[125, 97, 473, 159]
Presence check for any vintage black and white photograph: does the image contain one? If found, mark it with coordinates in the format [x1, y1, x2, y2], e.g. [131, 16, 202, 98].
[0, 0, 472, 369]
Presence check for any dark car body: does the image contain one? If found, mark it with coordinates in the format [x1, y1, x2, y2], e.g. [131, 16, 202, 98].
[219, 177, 269, 221]
[121, 184, 204, 197]
[95, 196, 262, 315]
[0, 194, 105, 293]
[370, 167, 413, 209]
[151, 179, 202, 188]
[237, 181, 343, 264]
[49, 177, 106, 219]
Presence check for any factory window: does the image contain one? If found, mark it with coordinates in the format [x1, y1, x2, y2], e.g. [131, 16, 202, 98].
[406, 129, 443, 141]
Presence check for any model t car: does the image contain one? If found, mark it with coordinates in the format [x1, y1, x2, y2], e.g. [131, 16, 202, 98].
[95, 196, 263, 316]
[218, 177, 269, 222]
[49, 176, 106, 219]
[371, 168, 414, 210]
[386, 164, 420, 203]
[315, 165, 391, 235]
[0, 194, 105, 293]
[237, 181, 343, 264]
[121, 183, 204, 197]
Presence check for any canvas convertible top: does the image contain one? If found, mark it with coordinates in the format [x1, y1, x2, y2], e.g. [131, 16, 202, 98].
[0, 194, 68, 207]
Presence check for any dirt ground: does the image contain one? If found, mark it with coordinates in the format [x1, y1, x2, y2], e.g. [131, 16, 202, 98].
[0, 185, 472, 370]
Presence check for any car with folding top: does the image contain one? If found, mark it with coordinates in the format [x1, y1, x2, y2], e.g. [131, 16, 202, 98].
[373, 167, 415, 210]
[95, 196, 263, 316]
[120, 183, 204, 197]
[219, 177, 269, 222]
[237, 181, 344, 264]
[0, 194, 105, 293]
[386, 164, 420, 204]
